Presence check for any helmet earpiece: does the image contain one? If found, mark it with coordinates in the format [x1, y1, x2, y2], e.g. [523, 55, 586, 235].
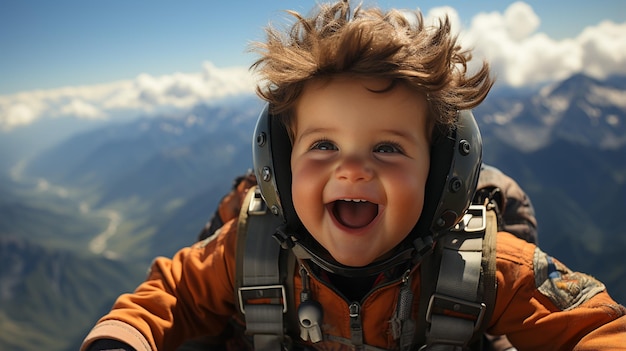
[414, 110, 483, 238]
[252, 104, 300, 229]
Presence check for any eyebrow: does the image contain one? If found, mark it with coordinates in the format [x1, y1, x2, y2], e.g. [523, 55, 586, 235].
[294, 127, 331, 143]
[378, 129, 424, 143]
[379, 129, 412, 138]
[297, 127, 423, 144]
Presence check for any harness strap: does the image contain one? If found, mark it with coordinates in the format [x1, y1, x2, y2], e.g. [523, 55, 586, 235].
[235, 190, 498, 350]
[418, 205, 498, 350]
[236, 187, 286, 351]
[478, 204, 498, 339]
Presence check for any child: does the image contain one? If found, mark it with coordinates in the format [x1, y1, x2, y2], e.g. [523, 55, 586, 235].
[81, 1, 626, 350]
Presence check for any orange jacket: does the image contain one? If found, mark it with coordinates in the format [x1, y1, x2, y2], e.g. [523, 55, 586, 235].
[81, 220, 626, 351]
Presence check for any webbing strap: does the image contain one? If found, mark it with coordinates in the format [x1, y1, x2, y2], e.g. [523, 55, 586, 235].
[236, 187, 286, 351]
[422, 205, 494, 350]
[478, 207, 498, 337]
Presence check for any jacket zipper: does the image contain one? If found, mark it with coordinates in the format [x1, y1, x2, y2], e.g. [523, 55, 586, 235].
[300, 262, 413, 349]
[349, 301, 364, 349]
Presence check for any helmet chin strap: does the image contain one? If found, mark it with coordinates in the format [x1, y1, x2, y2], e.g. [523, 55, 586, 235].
[273, 225, 435, 277]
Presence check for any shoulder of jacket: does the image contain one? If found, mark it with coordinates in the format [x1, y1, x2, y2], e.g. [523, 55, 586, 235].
[494, 231, 536, 268]
[194, 218, 238, 248]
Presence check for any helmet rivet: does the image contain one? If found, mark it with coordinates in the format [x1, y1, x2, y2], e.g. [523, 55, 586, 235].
[271, 205, 279, 215]
[262, 166, 272, 182]
[256, 132, 267, 147]
[435, 217, 446, 228]
[450, 177, 462, 192]
[459, 140, 471, 156]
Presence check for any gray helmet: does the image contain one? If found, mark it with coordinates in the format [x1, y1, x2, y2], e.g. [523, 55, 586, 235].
[252, 103, 482, 276]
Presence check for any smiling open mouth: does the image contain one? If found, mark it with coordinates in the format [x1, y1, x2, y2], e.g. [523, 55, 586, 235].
[330, 199, 379, 229]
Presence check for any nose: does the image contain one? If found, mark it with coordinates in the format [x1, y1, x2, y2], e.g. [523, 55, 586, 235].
[335, 155, 374, 183]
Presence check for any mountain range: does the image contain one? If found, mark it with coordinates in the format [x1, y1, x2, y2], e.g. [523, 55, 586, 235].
[1, 73, 625, 351]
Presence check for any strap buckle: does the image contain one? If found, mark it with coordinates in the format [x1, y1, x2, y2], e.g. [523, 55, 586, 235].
[455, 205, 487, 233]
[248, 188, 267, 215]
[426, 293, 486, 331]
[238, 285, 288, 314]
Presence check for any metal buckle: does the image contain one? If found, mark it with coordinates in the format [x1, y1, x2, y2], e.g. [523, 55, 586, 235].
[238, 285, 288, 314]
[426, 293, 486, 331]
[248, 189, 267, 215]
[455, 205, 486, 232]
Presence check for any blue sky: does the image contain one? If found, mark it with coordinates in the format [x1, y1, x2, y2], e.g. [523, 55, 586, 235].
[2, 0, 625, 95]
[1, 1, 625, 130]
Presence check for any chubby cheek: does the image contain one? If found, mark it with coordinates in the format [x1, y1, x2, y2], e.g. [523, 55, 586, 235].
[291, 160, 325, 229]
[386, 174, 426, 234]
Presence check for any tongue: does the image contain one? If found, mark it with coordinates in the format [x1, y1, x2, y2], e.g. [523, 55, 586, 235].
[333, 200, 378, 228]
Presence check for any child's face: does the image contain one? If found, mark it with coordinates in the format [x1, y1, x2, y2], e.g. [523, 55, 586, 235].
[290, 76, 431, 267]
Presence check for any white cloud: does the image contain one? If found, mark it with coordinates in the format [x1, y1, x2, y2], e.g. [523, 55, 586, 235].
[578, 20, 626, 79]
[459, 4, 580, 86]
[430, 2, 626, 88]
[0, 63, 255, 131]
[60, 99, 105, 120]
[503, 2, 540, 41]
[2, 103, 40, 128]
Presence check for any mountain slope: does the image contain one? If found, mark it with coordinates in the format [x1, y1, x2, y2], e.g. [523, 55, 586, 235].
[24, 100, 261, 202]
[16, 100, 260, 260]
[0, 175, 108, 252]
[475, 74, 626, 303]
[0, 237, 146, 351]
[475, 73, 626, 152]
[481, 139, 626, 302]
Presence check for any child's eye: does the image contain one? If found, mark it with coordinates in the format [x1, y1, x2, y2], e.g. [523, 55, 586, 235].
[311, 140, 337, 151]
[374, 142, 403, 154]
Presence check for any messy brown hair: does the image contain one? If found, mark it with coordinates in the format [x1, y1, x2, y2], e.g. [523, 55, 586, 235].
[250, 0, 493, 135]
